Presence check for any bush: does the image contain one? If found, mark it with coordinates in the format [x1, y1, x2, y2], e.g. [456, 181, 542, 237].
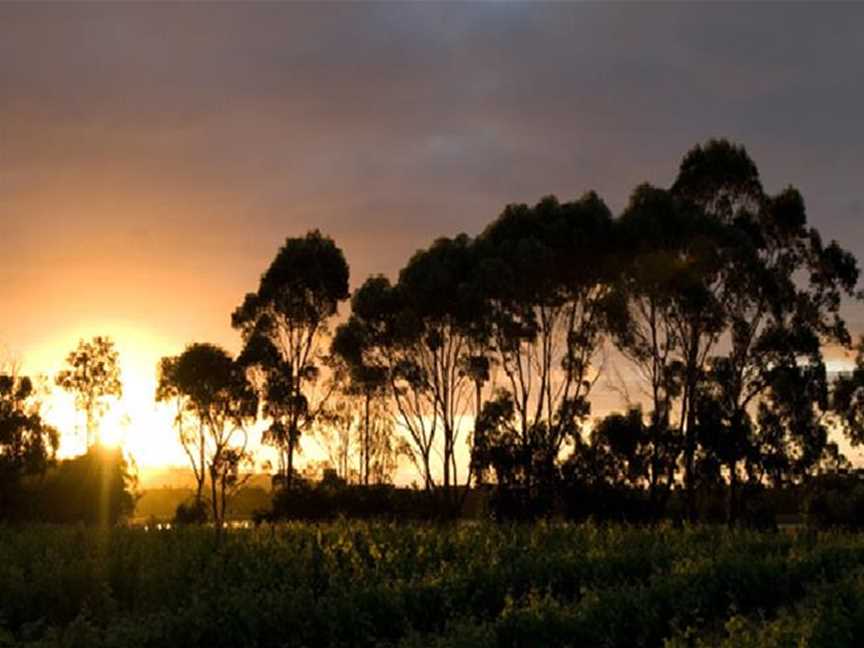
[267, 483, 444, 521]
[20, 446, 136, 525]
[173, 498, 208, 525]
[803, 473, 864, 529]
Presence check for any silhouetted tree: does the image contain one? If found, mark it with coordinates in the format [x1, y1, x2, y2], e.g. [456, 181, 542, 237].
[676, 141, 858, 522]
[55, 336, 122, 448]
[661, 142, 761, 518]
[0, 371, 58, 520]
[604, 140, 858, 523]
[338, 235, 486, 501]
[831, 339, 864, 454]
[471, 194, 615, 512]
[335, 277, 442, 488]
[314, 386, 403, 486]
[395, 234, 485, 498]
[331, 325, 392, 485]
[156, 343, 257, 531]
[232, 230, 349, 489]
[313, 393, 357, 483]
[157, 354, 206, 508]
[604, 184, 693, 513]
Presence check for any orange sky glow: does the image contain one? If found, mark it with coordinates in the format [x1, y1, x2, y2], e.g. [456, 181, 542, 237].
[3, 4, 864, 481]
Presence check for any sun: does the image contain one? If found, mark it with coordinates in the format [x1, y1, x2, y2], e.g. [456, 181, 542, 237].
[32, 324, 191, 468]
[28, 323, 281, 479]
[98, 421, 127, 449]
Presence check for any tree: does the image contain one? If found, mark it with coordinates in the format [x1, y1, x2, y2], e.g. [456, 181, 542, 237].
[337, 235, 486, 500]
[608, 140, 859, 522]
[232, 230, 350, 489]
[0, 371, 59, 520]
[337, 276, 438, 490]
[471, 193, 615, 511]
[677, 141, 857, 522]
[331, 323, 385, 485]
[604, 184, 694, 514]
[55, 336, 122, 448]
[156, 343, 257, 531]
[321, 341, 397, 485]
[396, 234, 487, 497]
[157, 354, 206, 510]
[313, 394, 357, 483]
[313, 383, 403, 486]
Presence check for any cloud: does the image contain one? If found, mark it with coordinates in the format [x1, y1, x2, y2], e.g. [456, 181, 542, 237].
[1, 2, 863, 364]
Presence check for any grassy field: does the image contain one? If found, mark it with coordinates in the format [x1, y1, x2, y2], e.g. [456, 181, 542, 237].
[2, 523, 864, 647]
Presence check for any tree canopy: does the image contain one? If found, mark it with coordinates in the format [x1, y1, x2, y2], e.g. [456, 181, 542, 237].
[233, 230, 350, 489]
[157, 343, 257, 529]
[55, 336, 122, 449]
[0, 372, 58, 521]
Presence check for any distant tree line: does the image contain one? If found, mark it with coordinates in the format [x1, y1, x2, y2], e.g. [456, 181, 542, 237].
[3, 139, 864, 527]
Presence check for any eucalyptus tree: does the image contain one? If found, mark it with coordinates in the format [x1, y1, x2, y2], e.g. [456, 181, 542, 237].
[156, 343, 258, 528]
[313, 384, 401, 486]
[56, 336, 122, 448]
[662, 142, 761, 512]
[611, 140, 798, 517]
[608, 140, 859, 521]
[338, 275, 438, 488]
[331, 325, 391, 485]
[337, 234, 485, 496]
[603, 184, 692, 511]
[232, 230, 350, 489]
[395, 233, 486, 495]
[156, 354, 206, 509]
[0, 371, 59, 520]
[471, 193, 615, 502]
[667, 141, 858, 520]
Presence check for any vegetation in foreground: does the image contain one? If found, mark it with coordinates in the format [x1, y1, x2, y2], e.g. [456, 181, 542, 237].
[3, 522, 864, 647]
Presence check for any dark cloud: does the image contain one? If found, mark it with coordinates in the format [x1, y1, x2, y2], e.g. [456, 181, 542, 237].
[1, 2, 863, 359]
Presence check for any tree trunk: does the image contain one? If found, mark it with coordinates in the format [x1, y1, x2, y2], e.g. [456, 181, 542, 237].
[195, 477, 204, 508]
[286, 440, 294, 490]
[683, 337, 700, 522]
[86, 402, 96, 449]
[443, 431, 451, 491]
[423, 453, 433, 491]
[727, 462, 738, 528]
[364, 393, 371, 486]
[197, 425, 205, 506]
[210, 464, 221, 540]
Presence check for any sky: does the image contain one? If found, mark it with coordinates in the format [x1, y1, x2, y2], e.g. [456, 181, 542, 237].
[1, 2, 863, 472]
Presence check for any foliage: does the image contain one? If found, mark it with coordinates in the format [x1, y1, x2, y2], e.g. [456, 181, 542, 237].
[55, 337, 122, 449]
[0, 373, 59, 521]
[831, 337, 864, 446]
[324, 335, 399, 486]
[5, 523, 864, 647]
[470, 194, 616, 512]
[338, 234, 486, 499]
[156, 343, 257, 529]
[802, 472, 864, 530]
[24, 446, 136, 525]
[267, 483, 441, 521]
[173, 498, 208, 526]
[233, 230, 350, 489]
